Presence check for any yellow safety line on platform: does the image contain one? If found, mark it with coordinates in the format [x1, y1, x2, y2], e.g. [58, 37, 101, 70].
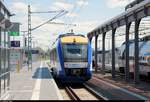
[17, 60, 20, 73]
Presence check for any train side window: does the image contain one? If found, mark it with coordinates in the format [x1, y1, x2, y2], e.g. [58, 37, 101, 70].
[143, 57, 145, 60]
[122, 50, 125, 59]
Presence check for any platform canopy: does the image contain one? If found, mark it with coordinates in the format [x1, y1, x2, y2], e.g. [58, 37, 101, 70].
[0, 1, 13, 30]
[87, 0, 150, 39]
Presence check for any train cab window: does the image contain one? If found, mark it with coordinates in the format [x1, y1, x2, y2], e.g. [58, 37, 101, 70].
[67, 48, 80, 54]
[63, 44, 87, 62]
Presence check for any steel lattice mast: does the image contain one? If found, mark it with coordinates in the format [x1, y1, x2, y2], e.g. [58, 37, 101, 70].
[27, 5, 71, 71]
[28, 5, 32, 70]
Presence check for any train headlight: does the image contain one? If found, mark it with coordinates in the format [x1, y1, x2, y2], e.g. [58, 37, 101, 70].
[147, 56, 150, 65]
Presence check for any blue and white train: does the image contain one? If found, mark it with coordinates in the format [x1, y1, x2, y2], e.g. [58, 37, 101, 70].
[49, 33, 92, 82]
[95, 35, 150, 77]
[118, 35, 150, 76]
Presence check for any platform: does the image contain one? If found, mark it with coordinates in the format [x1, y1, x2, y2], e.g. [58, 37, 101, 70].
[7, 61, 63, 100]
[87, 72, 150, 100]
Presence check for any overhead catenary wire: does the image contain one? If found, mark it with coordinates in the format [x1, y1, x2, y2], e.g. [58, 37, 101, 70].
[47, 21, 76, 26]
[69, 0, 88, 27]
[63, 0, 89, 33]
[62, 0, 78, 33]
[31, 10, 64, 14]
[73, 0, 87, 20]
[20, 11, 69, 45]
[31, 10, 68, 31]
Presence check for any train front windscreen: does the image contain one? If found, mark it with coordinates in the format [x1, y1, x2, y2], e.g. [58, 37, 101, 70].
[63, 44, 88, 62]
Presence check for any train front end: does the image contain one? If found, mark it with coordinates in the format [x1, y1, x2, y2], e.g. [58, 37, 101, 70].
[58, 35, 92, 83]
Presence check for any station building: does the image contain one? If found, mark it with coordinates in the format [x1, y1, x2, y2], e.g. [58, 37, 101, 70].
[0, 0, 12, 99]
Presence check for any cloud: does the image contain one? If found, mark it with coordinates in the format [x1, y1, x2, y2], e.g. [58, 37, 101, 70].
[66, 13, 78, 18]
[11, 2, 27, 13]
[11, 2, 38, 13]
[30, 20, 99, 50]
[77, 0, 88, 6]
[20, 19, 98, 50]
[51, 1, 73, 11]
[69, 20, 99, 34]
[106, 0, 135, 8]
[9, 1, 94, 50]
[31, 16, 45, 27]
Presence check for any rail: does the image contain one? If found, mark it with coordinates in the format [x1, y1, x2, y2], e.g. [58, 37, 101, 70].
[65, 86, 80, 100]
[65, 84, 105, 100]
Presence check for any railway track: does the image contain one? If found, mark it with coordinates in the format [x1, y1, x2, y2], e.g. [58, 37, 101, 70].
[115, 71, 150, 83]
[65, 86, 80, 100]
[64, 84, 104, 100]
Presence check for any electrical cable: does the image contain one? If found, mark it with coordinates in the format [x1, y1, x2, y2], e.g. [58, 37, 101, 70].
[31, 10, 68, 31]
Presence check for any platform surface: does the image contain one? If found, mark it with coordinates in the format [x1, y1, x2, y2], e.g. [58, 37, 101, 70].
[89, 72, 150, 100]
[8, 61, 63, 100]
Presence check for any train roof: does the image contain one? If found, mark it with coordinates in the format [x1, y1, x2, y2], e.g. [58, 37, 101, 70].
[122, 40, 134, 45]
[58, 33, 85, 38]
[122, 35, 150, 45]
[140, 35, 150, 41]
[60, 34, 88, 44]
[51, 33, 87, 48]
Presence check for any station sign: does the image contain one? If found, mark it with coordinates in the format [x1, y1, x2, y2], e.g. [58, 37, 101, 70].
[9, 22, 20, 36]
[11, 41, 20, 47]
[8, 31, 19, 36]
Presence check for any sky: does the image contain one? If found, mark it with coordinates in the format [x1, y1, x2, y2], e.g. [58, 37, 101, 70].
[4, 0, 136, 51]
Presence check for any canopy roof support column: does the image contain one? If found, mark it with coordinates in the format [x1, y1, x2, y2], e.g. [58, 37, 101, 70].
[125, 21, 131, 82]
[95, 35, 98, 73]
[102, 32, 106, 75]
[134, 18, 141, 84]
[112, 29, 116, 79]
